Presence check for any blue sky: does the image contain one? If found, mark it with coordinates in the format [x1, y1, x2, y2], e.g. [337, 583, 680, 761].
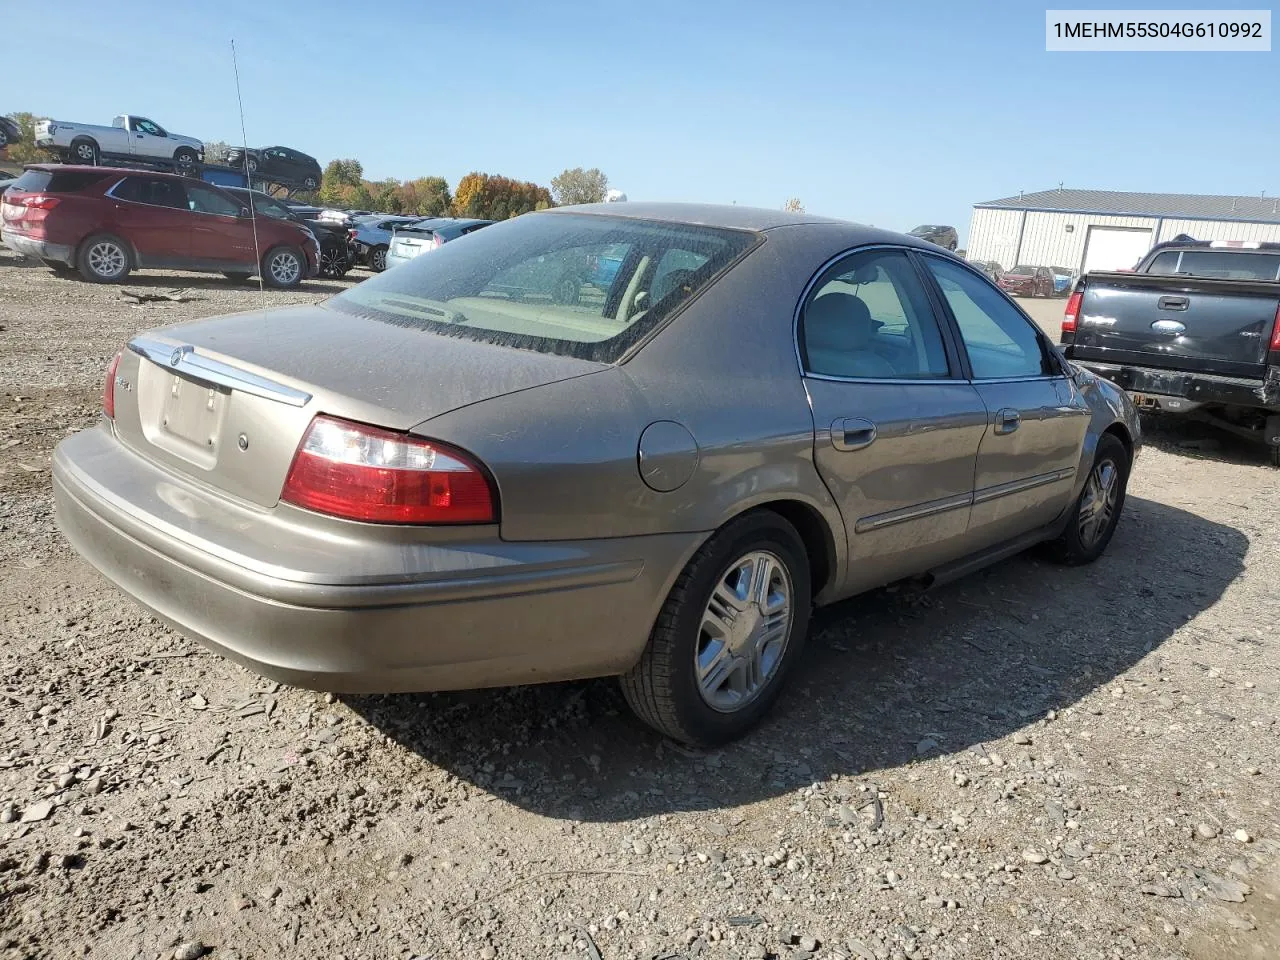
[23, 1, 1279, 243]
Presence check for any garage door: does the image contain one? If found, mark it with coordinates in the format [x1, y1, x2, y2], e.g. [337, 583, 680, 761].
[1082, 226, 1152, 273]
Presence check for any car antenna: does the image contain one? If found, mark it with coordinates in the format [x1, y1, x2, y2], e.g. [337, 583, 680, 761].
[231, 39, 265, 296]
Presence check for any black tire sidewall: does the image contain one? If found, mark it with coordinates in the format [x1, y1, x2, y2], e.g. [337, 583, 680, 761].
[659, 515, 812, 744]
[1057, 435, 1130, 563]
[72, 140, 98, 165]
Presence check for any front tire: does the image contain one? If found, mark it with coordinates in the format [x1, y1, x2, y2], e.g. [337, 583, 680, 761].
[173, 147, 199, 170]
[76, 234, 131, 283]
[1045, 434, 1130, 565]
[368, 244, 388, 272]
[319, 241, 350, 279]
[621, 511, 812, 746]
[261, 246, 305, 289]
[302, 175, 318, 191]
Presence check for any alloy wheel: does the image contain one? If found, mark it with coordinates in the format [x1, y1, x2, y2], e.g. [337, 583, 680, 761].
[269, 251, 301, 286]
[695, 550, 793, 713]
[1078, 459, 1118, 546]
[87, 241, 126, 279]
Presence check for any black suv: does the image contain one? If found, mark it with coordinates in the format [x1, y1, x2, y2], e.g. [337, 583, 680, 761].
[225, 146, 322, 191]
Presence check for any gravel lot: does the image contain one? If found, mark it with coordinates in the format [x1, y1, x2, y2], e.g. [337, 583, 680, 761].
[0, 251, 1277, 960]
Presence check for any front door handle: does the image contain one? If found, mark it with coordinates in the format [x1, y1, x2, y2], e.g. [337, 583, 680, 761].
[994, 408, 1021, 435]
[831, 417, 877, 451]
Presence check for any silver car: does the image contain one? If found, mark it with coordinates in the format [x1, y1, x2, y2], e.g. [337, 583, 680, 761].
[384, 217, 493, 269]
[52, 203, 1140, 745]
[350, 215, 430, 272]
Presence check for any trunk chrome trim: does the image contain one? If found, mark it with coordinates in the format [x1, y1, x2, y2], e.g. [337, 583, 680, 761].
[854, 491, 973, 534]
[972, 468, 1076, 505]
[128, 337, 312, 407]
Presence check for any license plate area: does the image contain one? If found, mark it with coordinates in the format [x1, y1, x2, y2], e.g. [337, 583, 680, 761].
[155, 373, 230, 466]
[1130, 392, 1161, 410]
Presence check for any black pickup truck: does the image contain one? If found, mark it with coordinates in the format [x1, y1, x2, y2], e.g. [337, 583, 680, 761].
[1060, 240, 1280, 465]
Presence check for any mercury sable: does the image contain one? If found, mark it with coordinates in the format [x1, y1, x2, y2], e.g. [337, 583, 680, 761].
[52, 203, 1140, 745]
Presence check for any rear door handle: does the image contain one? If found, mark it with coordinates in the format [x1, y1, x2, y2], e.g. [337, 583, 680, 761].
[831, 417, 877, 451]
[1157, 296, 1188, 311]
[994, 408, 1021, 435]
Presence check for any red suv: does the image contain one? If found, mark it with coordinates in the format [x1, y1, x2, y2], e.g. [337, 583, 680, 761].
[1, 165, 319, 288]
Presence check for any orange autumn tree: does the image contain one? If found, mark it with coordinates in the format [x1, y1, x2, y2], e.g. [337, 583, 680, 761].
[453, 172, 552, 220]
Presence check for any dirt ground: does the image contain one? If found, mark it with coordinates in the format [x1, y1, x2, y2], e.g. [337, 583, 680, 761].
[0, 252, 1276, 960]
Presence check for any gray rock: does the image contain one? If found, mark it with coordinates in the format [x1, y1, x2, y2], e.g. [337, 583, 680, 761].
[1195, 823, 1220, 840]
[1202, 872, 1250, 903]
[800, 936, 820, 952]
[479, 946, 497, 960]
[845, 939, 876, 960]
[173, 943, 205, 960]
[1021, 849, 1049, 865]
[20, 800, 53, 823]
[1139, 882, 1182, 898]
[632, 839, 651, 856]
[0, 804, 16, 824]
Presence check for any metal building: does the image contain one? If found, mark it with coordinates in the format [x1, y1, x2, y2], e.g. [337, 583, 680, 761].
[966, 188, 1280, 275]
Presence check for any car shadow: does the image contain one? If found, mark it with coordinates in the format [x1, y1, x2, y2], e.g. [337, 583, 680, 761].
[344, 495, 1246, 822]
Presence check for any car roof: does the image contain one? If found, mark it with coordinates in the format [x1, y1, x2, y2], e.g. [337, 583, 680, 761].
[25, 163, 189, 181]
[548, 201, 846, 232]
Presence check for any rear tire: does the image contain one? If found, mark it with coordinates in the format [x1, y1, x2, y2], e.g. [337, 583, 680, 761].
[70, 138, 99, 165]
[302, 175, 319, 190]
[76, 234, 131, 283]
[319, 240, 350, 279]
[173, 147, 199, 170]
[261, 246, 304, 289]
[620, 511, 812, 746]
[369, 244, 388, 272]
[1269, 445, 1280, 469]
[1045, 434, 1130, 565]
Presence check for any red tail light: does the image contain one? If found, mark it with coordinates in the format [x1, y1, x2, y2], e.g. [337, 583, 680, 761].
[433, 233, 444, 248]
[281, 415, 496, 524]
[1271, 303, 1280, 352]
[103, 351, 121, 419]
[22, 195, 60, 210]
[1062, 291, 1082, 334]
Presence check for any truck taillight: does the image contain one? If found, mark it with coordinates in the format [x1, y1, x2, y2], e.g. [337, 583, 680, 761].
[22, 196, 60, 210]
[1062, 291, 1082, 334]
[281, 415, 496, 525]
[103, 351, 121, 419]
[1271, 304, 1280, 352]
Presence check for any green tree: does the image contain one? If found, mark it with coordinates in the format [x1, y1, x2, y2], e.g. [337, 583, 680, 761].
[551, 167, 608, 206]
[398, 176, 451, 217]
[783, 197, 804, 213]
[2, 112, 51, 164]
[319, 158, 364, 206]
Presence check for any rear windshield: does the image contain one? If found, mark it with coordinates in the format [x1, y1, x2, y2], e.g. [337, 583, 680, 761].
[1146, 249, 1280, 281]
[329, 212, 759, 362]
[7, 170, 109, 194]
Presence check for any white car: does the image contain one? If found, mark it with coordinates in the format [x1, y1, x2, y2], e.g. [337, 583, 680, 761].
[34, 115, 203, 170]
[385, 218, 493, 269]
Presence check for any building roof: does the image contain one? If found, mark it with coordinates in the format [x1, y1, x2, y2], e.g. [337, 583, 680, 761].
[977, 187, 1280, 224]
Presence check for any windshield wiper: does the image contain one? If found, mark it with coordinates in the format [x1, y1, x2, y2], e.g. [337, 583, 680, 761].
[375, 296, 468, 324]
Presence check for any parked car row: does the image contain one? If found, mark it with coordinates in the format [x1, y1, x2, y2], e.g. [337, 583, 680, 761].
[1, 165, 319, 288]
[349, 214, 494, 271]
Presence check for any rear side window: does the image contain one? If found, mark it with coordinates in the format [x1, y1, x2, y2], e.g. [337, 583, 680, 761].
[113, 176, 187, 209]
[331, 212, 758, 362]
[1146, 249, 1280, 281]
[185, 184, 242, 217]
[9, 170, 108, 193]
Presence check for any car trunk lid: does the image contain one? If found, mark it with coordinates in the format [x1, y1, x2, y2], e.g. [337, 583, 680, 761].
[109, 303, 607, 508]
[1071, 271, 1280, 376]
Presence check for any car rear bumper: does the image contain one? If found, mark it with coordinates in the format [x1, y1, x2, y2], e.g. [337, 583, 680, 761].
[1074, 360, 1280, 413]
[1, 229, 73, 265]
[53, 424, 700, 693]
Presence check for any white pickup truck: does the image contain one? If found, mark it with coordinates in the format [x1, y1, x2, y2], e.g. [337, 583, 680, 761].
[34, 115, 204, 169]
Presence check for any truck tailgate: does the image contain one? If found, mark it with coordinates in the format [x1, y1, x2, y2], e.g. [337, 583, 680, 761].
[1072, 272, 1280, 378]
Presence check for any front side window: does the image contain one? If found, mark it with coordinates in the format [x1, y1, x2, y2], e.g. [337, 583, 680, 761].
[799, 249, 950, 379]
[185, 184, 242, 217]
[924, 257, 1055, 379]
[330, 212, 758, 362]
[114, 176, 186, 209]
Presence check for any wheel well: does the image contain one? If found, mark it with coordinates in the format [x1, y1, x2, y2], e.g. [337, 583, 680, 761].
[70, 135, 98, 150]
[1103, 422, 1134, 462]
[753, 500, 836, 598]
